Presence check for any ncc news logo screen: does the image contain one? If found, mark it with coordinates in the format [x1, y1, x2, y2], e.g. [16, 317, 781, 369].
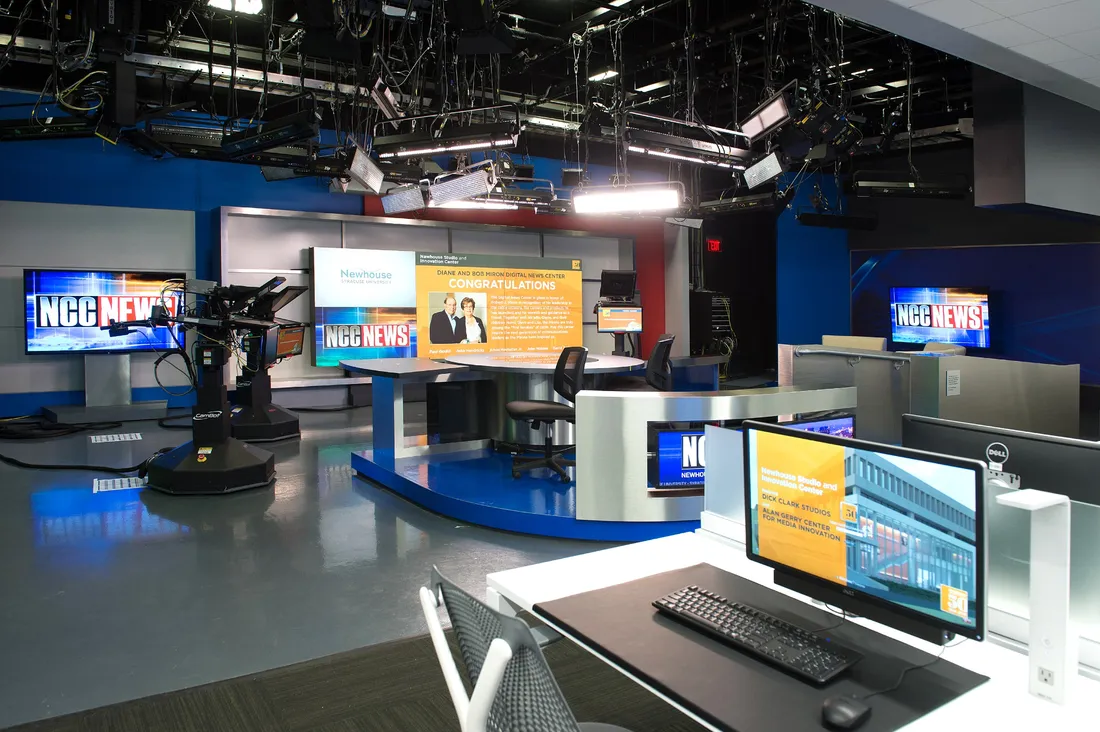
[890, 287, 990, 349]
[24, 270, 183, 354]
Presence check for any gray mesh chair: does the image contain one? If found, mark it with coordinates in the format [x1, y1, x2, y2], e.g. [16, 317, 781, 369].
[419, 566, 634, 732]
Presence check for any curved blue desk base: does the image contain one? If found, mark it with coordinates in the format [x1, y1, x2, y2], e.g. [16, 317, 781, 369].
[350, 449, 699, 542]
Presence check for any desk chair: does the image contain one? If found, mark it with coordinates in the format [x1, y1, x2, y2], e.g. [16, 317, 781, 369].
[505, 347, 587, 482]
[605, 334, 675, 392]
[419, 566, 634, 732]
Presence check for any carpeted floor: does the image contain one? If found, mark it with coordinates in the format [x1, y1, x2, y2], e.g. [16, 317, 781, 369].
[7, 632, 708, 732]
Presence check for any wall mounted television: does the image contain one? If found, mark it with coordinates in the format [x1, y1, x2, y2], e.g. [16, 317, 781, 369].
[24, 269, 185, 354]
[890, 287, 990, 349]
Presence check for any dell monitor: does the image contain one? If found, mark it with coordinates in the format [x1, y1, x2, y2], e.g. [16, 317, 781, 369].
[597, 305, 643, 334]
[743, 421, 986, 645]
[902, 414, 1100, 506]
[24, 269, 185, 354]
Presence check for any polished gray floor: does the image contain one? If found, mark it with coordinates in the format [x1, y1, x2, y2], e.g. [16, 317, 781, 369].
[0, 410, 609, 729]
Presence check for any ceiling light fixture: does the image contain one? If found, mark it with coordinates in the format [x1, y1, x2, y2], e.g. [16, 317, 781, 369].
[373, 114, 519, 160]
[589, 70, 619, 82]
[428, 167, 494, 206]
[348, 145, 385, 194]
[739, 80, 797, 144]
[524, 116, 581, 131]
[208, 0, 263, 14]
[380, 185, 426, 214]
[624, 128, 751, 170]
[429, 200, 519, 210]
[572, 184, 683, 215]
[744, 152, 784, 189]
[635, 80, 671, 93]
[850, 68, 874, 77]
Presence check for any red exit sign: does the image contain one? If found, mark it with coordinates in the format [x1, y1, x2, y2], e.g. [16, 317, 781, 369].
[706, 238, 722, 252]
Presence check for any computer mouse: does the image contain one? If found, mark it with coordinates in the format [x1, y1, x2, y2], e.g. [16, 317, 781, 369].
[821, 695, 872, 730]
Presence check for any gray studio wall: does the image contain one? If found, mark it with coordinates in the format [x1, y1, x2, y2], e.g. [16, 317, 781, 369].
[220, 208, 634, 407]
[0, 201, 196, 415]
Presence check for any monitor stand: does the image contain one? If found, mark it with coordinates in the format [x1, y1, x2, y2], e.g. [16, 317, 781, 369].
[43, 354, 168, 424]
[773, 569, 956, 647]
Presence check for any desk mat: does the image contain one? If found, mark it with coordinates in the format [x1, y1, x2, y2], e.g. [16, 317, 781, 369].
[534, 563, 988, 732]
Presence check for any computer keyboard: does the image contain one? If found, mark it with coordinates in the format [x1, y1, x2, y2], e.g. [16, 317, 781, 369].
[653, 585, 861, 684]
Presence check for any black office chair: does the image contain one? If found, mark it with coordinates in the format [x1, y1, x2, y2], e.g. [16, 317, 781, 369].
[505, 347, 587, 482]
[607, 334, 675, 392]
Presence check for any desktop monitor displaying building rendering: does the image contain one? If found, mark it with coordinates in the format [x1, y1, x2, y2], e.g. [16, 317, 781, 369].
[743, 422, 986, 643]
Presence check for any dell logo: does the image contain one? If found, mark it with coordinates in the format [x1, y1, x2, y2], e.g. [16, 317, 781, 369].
[194, 411, 223, 421]
[842, 589, 855, 597]
[986, 442, 1009, 464]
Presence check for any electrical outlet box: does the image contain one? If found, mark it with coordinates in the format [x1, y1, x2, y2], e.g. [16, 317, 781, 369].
[1039, 668, 1054, 686]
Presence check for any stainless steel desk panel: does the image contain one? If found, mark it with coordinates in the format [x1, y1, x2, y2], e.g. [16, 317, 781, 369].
[574, 386, 857, 523]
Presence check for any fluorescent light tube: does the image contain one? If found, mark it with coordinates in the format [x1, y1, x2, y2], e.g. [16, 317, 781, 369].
[626, 146, 732, 168]
[429, 200, 519, 210]
[380, 186, 425, 214]
[428, 169, 493, 206]
[635, 80, 671, 93]
[589, 70, 619, 82]
[572, 187, 681, 214]
[525, 116, 581, 131]
[208, 0, 262, 14]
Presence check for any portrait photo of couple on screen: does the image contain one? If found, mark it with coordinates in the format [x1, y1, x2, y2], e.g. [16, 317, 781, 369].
[428, 292, 488, 345]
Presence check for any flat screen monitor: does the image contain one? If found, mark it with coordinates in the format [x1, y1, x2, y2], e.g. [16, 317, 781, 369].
[275, 326, 306, 359]
[599, 270, 636, 299]
[652, 429, 706, 488]
[597, 305, 643, 334]
[743, 421, 986, 642]
[24, 269, 185, 354]
[890, 287, 990, 349]
[902, 414, 1100, 506]
[781, 415, 855, 438]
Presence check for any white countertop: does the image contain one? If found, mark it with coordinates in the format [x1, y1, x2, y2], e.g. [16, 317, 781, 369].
[445, 351, 644, 374]
[487, 530, 1095, 731]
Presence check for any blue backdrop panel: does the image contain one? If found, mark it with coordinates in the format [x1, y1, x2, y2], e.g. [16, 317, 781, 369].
[851, 244, 1100, 383]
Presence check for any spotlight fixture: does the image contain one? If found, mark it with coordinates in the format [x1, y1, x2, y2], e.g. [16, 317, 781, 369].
[624, 128, 750, 170]
[428, 168, 493, 206]
[739, 80, 797, 144]
[380, 185, 426, 214]
[374, 121, 518, 159]
[572, 184, 683, 215]
[371, 78, 404, 120]
[589, 70, 619, 82]
[208, 0, 262, 14]
[743, 152, 784, 190]
[348, 144, 385, 194]
[429, 200, 519, 210]
[699, 192, 779, 215]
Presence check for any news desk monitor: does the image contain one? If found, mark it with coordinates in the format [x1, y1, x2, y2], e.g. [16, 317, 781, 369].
[275, 326, 306, 359]
[597, 305, 643, 334]
[744, 422, 986, 644]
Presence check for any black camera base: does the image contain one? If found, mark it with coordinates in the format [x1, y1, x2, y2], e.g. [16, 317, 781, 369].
[145, 438, 275, 495]
[231, 404, 301, 443]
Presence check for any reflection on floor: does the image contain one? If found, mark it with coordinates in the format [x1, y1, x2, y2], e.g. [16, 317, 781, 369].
[0, 410, 611, 729]
[352, 448, 700, 541]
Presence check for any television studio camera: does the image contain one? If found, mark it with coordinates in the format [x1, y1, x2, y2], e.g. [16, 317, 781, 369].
[103, 276, 307, 495]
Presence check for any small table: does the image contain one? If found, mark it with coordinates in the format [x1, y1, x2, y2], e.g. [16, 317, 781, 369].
[444, 352, 644, 447]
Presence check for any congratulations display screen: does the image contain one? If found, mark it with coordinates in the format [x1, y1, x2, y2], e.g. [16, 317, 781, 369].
[746, 427, 980, 632]
[24, 270, 184, 354]
[311, 248, 584, 366]
[890, 287, 990, 348]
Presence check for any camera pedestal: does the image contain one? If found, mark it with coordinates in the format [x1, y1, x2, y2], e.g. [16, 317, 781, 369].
[995, 488, 1076, 704]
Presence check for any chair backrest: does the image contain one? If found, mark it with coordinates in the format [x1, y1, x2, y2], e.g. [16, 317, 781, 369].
[553, 346, 588, 403]
[428, 567, 581, 732]
[645, 334, 675, 391]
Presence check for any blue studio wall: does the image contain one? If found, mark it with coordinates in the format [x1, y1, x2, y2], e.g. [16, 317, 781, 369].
[852, 244, 1100, 383]
[776, 174, 851, 345]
